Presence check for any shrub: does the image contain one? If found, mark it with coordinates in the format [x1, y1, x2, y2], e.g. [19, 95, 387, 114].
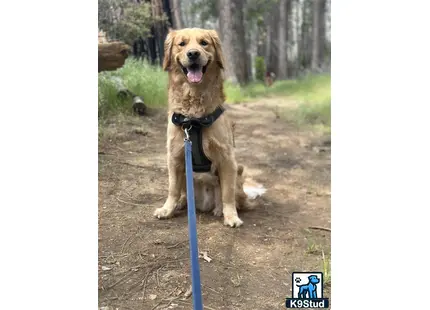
[254, 56, 266, 82]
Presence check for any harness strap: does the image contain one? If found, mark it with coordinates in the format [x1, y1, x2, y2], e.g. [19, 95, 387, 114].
[172, 106, 225, 173]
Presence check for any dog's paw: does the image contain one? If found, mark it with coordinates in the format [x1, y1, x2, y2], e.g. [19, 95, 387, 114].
[212, 207, 223, 217]
[153, 207, 173, 219]
[223, 214, 243, 228]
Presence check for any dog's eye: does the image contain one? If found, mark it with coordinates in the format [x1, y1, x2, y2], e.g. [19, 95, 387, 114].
[200, 40, 208, 46]
[178, 41, 186, 47]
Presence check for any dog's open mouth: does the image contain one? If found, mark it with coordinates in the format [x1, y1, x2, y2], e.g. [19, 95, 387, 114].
[181, 62, 209, 83]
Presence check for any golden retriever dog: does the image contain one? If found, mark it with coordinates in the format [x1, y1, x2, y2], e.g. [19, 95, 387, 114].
[153, 28, 244, 227]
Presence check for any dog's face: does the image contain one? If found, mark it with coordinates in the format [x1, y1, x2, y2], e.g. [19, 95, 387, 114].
[163, 28, 225, 84]
[308, 275, 320, 284]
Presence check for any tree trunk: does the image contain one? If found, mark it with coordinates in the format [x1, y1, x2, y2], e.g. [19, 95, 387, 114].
[301, 0, 312, 70]
[162, 0, 173, 28]
[151, 0, 169, 66]
[189, 0, 196, 27]
[218, 0, 237, 83]
[245, 26, 253, 81]
[286, 0, 293, 77]
[264, 13, 271, 64]
[181, 0, 190, 27]
[318, 0, 326, 67]
[256, 20, 265, 57]
[278, 0, 288, 79]
[248, 22, 258, 80]
[218, 0, 249, 85]
[231, 0, 249, 84]
[295, 0, 302, 75]
[311, 0, 320, 71]
[268, 4, 280, 75]
[244, 7, 254, 81]
[169, 0, 184, 29]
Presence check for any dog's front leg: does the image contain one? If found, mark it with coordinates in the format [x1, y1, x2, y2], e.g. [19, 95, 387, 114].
[218, 160, 243, 227]
[212, 184, 223, 217]
[154, 156, 185, 219]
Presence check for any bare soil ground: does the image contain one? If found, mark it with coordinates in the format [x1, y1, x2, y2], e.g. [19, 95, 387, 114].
[98, 98, 331, 310]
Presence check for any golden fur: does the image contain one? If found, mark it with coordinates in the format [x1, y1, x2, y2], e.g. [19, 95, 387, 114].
[153, 28, 244, 227]
[176, 165, 257, 216]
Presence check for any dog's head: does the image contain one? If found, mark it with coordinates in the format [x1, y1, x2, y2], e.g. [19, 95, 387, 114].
[308, 275, 320, 285]
[162, 28, 225, 84]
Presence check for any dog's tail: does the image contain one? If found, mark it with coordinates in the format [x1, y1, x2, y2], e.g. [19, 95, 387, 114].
[243, 178, 267, 200]
[237, 166, 266, 211]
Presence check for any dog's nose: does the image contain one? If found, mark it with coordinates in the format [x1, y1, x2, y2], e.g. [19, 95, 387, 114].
[187, 49, 200, 60]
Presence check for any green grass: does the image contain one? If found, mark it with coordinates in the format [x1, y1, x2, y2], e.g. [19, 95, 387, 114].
[225, 74, 331, 128]
[305, 237, 331, 287]
[98, 59, 168, 119]
[322, 250, 331, 286]
[224, 74, 330, 103]
[98, 59, 330, 128]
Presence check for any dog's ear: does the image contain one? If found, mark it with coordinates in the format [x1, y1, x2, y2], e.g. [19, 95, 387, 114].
[208, 30, 225, 69]
[237, 165, 244, 176]
[162, 30, 176, 71]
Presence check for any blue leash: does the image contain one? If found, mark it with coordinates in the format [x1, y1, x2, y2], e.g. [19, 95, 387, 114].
[184, 127, 204, 310]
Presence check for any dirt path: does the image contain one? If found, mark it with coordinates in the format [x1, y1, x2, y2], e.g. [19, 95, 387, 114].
[98, 98, 331, 310]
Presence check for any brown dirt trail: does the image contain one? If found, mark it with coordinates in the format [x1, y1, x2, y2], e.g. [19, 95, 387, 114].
[98, 98, 331, 310]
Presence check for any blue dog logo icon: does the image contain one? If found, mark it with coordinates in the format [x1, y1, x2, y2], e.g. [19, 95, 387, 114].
[296, 275, 320, 299]
[286, 272, 329, 308]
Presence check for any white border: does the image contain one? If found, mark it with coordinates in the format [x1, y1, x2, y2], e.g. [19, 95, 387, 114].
[1, 0, 97, 309]
[333, 1, 430, 309]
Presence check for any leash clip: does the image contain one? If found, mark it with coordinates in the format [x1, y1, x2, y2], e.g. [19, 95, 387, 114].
[182, 125, 192, 141]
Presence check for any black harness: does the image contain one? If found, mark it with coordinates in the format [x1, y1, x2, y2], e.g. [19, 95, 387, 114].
[172, 106, 225, 173]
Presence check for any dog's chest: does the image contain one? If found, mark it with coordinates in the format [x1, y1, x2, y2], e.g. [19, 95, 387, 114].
[170, 90, 212, 118]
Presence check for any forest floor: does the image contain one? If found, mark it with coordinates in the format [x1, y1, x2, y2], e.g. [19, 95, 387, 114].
[98, 97, 331, 310]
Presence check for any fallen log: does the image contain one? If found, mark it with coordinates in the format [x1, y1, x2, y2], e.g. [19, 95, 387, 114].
[98, 41, 131, 73]
[110, 77, 146, 115]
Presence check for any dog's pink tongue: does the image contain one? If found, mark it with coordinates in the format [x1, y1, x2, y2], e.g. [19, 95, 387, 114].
[187, 70, 203, 83]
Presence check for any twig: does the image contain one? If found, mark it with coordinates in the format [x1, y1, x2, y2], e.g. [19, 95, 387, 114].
[166, 241, 187, 249]
[156, 267, 160, 286]
[99, 151, 115, 155]
[150, 291, 174, 310]
[164, 295, 182, 309]
[142, 270, 155, 296]
[203, 284, 221, 295]
[127, 264, 161, 298]
[121, 233, 135, 253]
[105, 271, 132, 290]
[122, 188, 134, 198]
[119, 161, 146, 169]
[114, 146, 130, 153]
[116, 196, 145, 207]
[308, 226, 331, 232]
[99, 253, 129, 259]
[150, 299, 164, 310]
[176, 299, 191, 305]
[183, 284, 192, 299]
